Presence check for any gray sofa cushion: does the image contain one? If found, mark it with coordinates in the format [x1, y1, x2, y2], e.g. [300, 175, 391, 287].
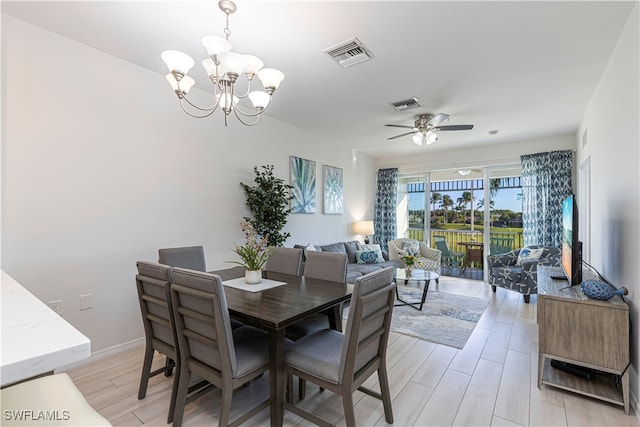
[343, 241, 360, 264]
[320, 242, 347, 255]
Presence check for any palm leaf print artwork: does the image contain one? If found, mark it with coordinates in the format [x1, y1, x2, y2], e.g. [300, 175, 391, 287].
[323, 165, 343, 214]
[290, 156, 316, 213]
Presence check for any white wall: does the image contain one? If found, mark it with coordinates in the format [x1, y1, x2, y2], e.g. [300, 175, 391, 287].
[1, 16, 376, 351]
[577, 2, 639, 411]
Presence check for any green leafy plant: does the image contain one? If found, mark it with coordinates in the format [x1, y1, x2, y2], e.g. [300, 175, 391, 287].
[241, 165, 293, 247]
[401, 253, 417, 267]
[229, 222, 271, 270]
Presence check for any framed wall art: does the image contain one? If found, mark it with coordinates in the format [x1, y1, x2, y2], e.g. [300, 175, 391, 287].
[290, 156, 316, 213]
[323, 165, 343, 214]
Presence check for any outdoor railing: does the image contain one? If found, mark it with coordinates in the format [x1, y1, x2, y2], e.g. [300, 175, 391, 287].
[406, 228, 523, 254]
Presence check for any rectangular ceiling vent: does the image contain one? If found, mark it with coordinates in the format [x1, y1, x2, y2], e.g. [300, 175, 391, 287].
[322, 37, 374, 68]
[390, 98, 422, 111]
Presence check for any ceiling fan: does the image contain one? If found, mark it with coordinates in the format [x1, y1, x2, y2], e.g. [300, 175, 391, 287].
[385, 113, 474, 146]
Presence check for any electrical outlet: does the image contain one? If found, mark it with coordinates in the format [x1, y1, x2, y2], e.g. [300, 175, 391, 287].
[48, 300, 63, 315]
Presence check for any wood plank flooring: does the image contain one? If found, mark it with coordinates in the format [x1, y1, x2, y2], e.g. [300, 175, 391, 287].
[64, 276, 638, 426]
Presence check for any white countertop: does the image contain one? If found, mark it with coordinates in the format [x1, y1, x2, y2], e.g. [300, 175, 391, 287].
[1, 270, 91, 386]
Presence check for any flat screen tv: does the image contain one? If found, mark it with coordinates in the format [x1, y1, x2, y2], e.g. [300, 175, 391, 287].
[561, 194, 582, 286]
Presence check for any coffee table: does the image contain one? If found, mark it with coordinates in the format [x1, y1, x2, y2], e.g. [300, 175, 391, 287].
[394, 268, 439, 311]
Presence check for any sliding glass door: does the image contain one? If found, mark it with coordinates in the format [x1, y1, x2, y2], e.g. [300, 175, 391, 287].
[399, 166, 522, 280]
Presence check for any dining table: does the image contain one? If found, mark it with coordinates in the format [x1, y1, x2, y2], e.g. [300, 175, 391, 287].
[222, 271, 352, 427]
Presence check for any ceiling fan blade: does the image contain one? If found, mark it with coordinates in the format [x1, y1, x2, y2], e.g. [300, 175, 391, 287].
[427, 113, 449, 126]
[387, 131, 416, 140]
[434, 124, 474, 131]
[385, 124, 415, 130]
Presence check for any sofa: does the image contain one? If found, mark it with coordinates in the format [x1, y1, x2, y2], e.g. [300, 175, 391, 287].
[294, 240, 401, 284]
[486, 245, 561, 303]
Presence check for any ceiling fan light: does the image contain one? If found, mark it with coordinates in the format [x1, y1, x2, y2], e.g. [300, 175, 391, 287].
[201, 35, 232, 56]
[412, 133, 424, 145]
[425, 130, 438, 145]
[161, 50, 195, 75]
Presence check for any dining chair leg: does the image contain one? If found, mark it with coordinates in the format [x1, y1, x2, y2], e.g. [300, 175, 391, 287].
[298, 378, 306, 400]
[165, 357, 174, 377]
[378, 366, 394, 424]
[286, 374, 294, 403]
[137, 345, 154, 399]
[172, 366, 191, 427]
[219, 388, 233, 427]
[167, 359, 181, 424]
[342, 391, 356, 427]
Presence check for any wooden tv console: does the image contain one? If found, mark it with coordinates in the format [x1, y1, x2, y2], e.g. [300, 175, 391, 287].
[537, 266, 630, 414]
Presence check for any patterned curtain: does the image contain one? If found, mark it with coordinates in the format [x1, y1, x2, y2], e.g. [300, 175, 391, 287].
[374, 168, 398, 253]
[521, 150, 573, 247]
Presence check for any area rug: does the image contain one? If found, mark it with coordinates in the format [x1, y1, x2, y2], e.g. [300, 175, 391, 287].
[391, 286, 488, 349]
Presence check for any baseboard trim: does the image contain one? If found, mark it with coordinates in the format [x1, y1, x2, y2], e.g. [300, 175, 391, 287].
[57, 337, 145, 373]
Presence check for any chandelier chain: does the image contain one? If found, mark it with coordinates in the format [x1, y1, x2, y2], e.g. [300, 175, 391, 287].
[224, 13, 231, 40]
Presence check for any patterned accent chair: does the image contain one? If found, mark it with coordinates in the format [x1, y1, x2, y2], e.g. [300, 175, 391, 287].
[387, 238, 441, 275]
[486, 245, 561, 303]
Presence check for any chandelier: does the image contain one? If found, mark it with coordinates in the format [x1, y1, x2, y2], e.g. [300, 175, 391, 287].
[161, 0, 285, 126]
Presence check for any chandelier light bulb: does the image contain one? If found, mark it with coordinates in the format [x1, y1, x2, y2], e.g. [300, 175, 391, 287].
[412, 132, 424, 145]
[201, 58, 217, 77]
[166, 74, 195, 95]
[201, 35, 232, 56]
[248, 91, 271, 110]
[217, 51, 247, 81]
[257, 68, 285, 93]
[216, 92, 239, 110]
[243, 55, 264, 77]
[161, 50, 195, 75]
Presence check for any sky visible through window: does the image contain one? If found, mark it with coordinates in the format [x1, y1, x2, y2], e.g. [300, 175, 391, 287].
[409, 187, 522, 213]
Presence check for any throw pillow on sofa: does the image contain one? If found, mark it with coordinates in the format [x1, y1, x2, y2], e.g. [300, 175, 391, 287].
[516, 247, 544, 265]
[355, 248, 384, 264]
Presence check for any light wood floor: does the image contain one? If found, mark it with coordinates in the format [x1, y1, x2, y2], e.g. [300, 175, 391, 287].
[65, 276, 639, 426]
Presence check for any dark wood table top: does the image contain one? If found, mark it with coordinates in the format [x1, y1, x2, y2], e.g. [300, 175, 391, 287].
[222, 272, 351, 426]
[224, 272, 352, 331]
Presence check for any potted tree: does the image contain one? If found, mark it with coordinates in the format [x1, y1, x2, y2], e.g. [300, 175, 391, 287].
[240, 164, 293, 247]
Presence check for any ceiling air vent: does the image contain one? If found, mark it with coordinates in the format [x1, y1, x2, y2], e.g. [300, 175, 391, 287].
[322, 37, 374, 68]
[390, 98, 422, 112]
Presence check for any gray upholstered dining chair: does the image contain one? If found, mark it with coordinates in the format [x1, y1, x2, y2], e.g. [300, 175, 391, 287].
[286, 251, 348, 340]
[264, 247, 303, 276]
[135, 261, 180, 424]
[284, 267, 396, 426]
[286, 251, 349, 398]
[159, 245, 245, 327]
[158, 245, 207, 271]
[302, 250, 348, 283]
[170, 268, 271, 427]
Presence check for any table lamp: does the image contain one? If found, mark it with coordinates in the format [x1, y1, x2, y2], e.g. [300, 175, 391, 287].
[353, 221, 375, 244]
